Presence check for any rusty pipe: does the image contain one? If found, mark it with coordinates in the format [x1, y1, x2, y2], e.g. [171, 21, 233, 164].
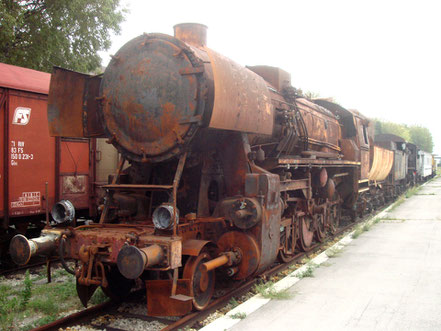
[202, 254, 229, 272]
[201, 250, 241, 272]
[9, 230, 62, 265]
[117, 244, 165, 279]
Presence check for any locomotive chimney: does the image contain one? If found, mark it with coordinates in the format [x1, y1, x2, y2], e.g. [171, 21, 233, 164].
[174, 23, 207, 47]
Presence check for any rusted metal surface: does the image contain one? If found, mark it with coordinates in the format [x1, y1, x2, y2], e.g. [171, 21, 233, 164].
[182, 239, 211, 256]
[216, 231, 260, 280]
[146, 279, 192, 316]
[202, 254, 229, 271]
[295, 98, 341, 153]
[101, 34, 206, 163]
[369, 146, 393, 181]
[117, 244, 164, 279]
[47, 67, 105, 138]
[353, 115, 370, 180]
[247, 65, 291, 91]
[48, 67, 89, 137]
[9, 230, 61, 265]
[174, 23, 207, 48]
[183, 252, 215, 310]
[277, 158, 360, 166]
[205, 47, 274, 135]
[32, 300, 115, 331]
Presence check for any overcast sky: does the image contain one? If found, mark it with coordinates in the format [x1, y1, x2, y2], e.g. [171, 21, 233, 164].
[101, 0, 441, 154]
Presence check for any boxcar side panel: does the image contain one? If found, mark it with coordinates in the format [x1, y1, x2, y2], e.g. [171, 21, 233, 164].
[394, 150, 407, 181]
[59, 138, 91, 209]
[8, 90, 55, 217]
[0, 90, 5, 218]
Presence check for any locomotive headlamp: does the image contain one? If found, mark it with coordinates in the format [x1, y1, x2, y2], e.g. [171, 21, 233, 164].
[152, 204, 179, 230]
[51, 199, 75, 224]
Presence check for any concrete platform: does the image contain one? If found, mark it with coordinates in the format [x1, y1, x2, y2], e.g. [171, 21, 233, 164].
[207, 177, 441, 331]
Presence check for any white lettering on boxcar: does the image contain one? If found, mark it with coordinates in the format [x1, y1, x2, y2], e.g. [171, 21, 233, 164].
[10, 140, 33, 166]
[10, 191, 41, 208]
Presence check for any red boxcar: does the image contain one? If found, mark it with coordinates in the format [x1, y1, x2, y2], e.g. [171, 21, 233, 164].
[0, 63, 97, 245]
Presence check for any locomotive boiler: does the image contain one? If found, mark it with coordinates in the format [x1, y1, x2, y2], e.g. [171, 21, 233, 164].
[10, 23, 372, 316]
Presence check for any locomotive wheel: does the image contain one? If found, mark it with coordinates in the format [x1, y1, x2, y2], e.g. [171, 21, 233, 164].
[101, 266, 135, 301]
[314, 214, 326, 243]
[329, 203, 341, 235]
[278, 223, 296, 263]
[183, 252, 215, 310]
[298, 216, 314, 251]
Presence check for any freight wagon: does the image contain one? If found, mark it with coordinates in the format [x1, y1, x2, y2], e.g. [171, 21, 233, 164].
[0, 63, 119, 258]
[417, 150, 433, 182]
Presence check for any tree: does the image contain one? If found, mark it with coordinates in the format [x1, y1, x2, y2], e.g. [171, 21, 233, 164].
[376, 121, 411, 142]
[408, 125, 433, 153]
[373, 119, 433, 153]
[0, 0, 126, 73]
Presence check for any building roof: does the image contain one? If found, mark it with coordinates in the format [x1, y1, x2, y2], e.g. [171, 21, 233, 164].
[0, 62, 50, 95]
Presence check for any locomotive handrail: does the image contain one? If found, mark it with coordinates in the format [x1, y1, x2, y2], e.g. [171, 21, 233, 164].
[101, 184, 173, 190]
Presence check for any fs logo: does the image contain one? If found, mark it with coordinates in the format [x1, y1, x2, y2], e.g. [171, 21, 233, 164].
[12, 107, 31, 125]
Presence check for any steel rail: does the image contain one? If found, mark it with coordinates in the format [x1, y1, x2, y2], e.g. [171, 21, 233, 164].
[32, 209, 377, 331]
[164, 214, 368, 330]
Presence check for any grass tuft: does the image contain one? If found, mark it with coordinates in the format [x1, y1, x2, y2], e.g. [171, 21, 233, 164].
[325, 246, 343, 258]
[23, 314, 58, 330]
[405, 186, 419, 198]
[230, 312, 247, 319]
[254, 281, 291, 300]
[351, 226, 363, 239]
[20, 270, 33, 309]
[90, 288, 108, 305]
[296, 262, 318, 278]
[228, 297, 239, 309]
[362, 223, 371, 232]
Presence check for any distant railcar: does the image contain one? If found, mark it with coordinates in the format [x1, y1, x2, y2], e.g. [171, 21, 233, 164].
[417, 150, 433, 181]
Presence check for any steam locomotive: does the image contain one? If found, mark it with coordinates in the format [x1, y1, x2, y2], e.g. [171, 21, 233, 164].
[9, 23, 434, 316]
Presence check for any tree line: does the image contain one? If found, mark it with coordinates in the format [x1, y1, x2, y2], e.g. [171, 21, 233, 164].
[0, 0, 125, 73]
[374, 120, 434, 153]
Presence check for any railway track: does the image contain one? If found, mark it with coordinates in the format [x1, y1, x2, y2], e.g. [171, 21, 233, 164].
[0, 257, 52, 277]
[31, 211, 372, 331]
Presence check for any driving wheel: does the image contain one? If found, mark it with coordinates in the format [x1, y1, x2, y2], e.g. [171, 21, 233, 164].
[298, 215, 314, 251]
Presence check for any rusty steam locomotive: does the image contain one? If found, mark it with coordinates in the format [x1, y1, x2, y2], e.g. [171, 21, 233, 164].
[9, 23, 420, 316]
